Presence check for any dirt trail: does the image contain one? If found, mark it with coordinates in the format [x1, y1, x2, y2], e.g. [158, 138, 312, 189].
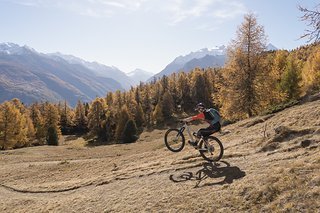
[0, 98, 319, 212]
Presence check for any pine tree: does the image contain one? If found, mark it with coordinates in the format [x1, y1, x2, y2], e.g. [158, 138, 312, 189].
[59, 100, 74, 134]
[47, 126, 58, 146]
[141, 87, 152, 126]
[121, 119, 138, 143]
[74, 100, 88, 134]
[115, 106, 130, 141]
[161, 91, 174, 119]
[134, 103, 145, 130]
[177, 72, 192, 112]
[280, 58, 301, 100]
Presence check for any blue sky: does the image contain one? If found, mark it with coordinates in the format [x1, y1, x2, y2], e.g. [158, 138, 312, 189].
[0, 0, 318, 73]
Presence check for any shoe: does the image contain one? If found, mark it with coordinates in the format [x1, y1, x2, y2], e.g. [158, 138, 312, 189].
[188, 140, 198, 147]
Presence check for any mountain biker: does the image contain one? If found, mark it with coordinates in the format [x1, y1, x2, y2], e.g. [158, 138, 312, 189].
[183, 103, 221, 147]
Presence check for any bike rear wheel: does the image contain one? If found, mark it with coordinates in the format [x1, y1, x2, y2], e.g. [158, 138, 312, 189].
[164, 129, 185, 152]
[198, 136, 224, 162]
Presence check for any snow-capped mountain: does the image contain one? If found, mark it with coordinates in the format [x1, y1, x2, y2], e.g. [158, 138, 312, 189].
[0, 42, 37, 55]
[267, 43, 278, 51]
[150, 45, 227, 80]
[126, 69, 154, 85]
[173, 46, 226, 65]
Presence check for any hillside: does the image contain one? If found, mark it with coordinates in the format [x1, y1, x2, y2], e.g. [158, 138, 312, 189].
[0, 43, 124, 106]
[0, 94, 319, 212]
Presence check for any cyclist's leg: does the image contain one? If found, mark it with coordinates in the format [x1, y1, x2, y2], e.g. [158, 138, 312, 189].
[197, 127, 214, 137]
[211, 122, 221, 134]
[197, 122, 221, 137]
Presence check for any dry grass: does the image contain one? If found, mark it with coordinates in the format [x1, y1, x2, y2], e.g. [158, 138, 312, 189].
[0, 98, 319, 212]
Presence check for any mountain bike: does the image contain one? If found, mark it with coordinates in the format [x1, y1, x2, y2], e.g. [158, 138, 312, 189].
[164, 121, 224, 162]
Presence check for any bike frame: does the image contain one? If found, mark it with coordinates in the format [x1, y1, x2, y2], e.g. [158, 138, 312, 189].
[179, 122, 199, 143]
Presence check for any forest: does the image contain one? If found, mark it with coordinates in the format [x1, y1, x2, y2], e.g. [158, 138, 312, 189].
[0, 12, 319, 150]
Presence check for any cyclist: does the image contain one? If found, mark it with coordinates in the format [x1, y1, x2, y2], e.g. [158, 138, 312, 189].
[183, 103, 221, 147]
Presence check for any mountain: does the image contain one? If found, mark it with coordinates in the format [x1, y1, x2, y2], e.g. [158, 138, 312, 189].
[0, 43, 123, 106]
[181, 54, 226, 72]
[48, 53, 134, 90]
[150, 46, 227, 80]
[126, 69, 154, 85]
[267, 43, 278, 51]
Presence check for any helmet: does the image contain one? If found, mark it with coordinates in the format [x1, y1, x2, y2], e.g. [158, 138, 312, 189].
[196, 103, 205, 111]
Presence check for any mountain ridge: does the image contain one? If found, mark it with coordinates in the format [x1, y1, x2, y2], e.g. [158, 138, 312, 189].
[0, 43, 123, 106]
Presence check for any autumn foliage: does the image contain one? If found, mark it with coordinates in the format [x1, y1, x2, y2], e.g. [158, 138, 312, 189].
[0, 13, 319, 149]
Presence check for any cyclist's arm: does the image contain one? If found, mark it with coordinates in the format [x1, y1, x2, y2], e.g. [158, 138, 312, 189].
[192, 113, 205, 120]
[183, 113, 204, 122]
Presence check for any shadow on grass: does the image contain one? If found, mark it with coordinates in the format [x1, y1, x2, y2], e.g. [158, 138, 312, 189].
[169, 161, 246, 188]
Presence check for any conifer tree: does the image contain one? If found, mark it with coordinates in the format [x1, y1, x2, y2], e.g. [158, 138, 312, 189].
[152, 102, 164, 125]
[280, 58, 301, 100]
[87, 98, 107, 138]
[220, 13, 267, 119]
[74, 100, 88, 134]
[47, 126, 58, 146]
[115, 106, 130, 141]
[301, 46, 320, 92]
[43, 103, 60, 144]
[177, 72, 192, 112]
[141, 87, 152, 126]
[121, 119, 138, 143]
[29, 103, 46, 143]
[162, 91, 174, 119]
[134, 103, 145, 130]
[59, 100, 74, 134]
[0, 102, 27, 149]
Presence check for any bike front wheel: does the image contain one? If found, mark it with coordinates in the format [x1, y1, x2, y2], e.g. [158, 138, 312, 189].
[164, 129, 185, 152]
[198, 136, 224, 162]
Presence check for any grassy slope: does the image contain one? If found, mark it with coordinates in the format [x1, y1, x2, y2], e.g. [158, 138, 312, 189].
[0, 96, 319, 212]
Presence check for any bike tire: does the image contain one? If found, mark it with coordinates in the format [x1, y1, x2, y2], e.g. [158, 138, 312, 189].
[164, 129, 185, 152]
[198, 136, 224, 162]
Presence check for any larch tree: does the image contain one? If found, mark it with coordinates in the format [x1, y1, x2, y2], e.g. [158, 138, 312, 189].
[177, 72, 192, 112]
[152, 102, 164, 125]
[0, 102, 27, 149]
[191, 69, 211, 107]
[220, 13, 267, 120]
[29, 103, 46, 143]
[161, 91, 175, 119]
[74, 100, 88, 134]
[115, 105, 130, 141]
[59, 100, 74, 134]
[87, 98, 108, 138]
[43, 103, 60, 144]
[134, 103, 145, 130]
[301, 46, 320, 92]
